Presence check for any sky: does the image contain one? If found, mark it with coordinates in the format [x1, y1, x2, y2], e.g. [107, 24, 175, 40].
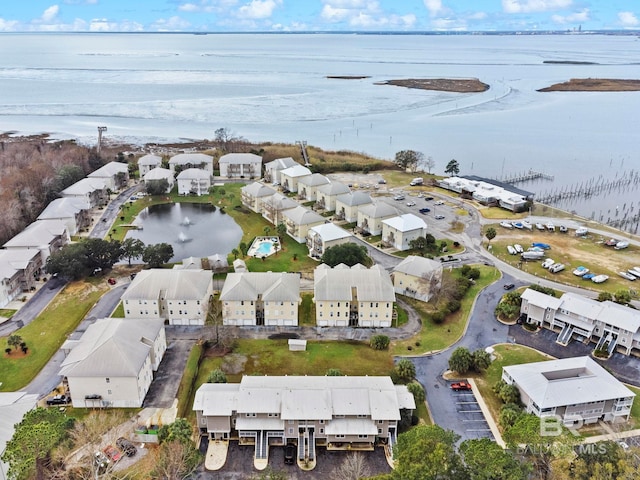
[0, 1, 638, 33]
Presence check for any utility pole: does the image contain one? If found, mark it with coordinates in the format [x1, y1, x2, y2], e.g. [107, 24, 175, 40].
[97, 126, 107, 155]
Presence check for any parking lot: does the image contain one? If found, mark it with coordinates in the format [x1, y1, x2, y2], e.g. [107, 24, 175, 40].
[451, 386, 494, 441]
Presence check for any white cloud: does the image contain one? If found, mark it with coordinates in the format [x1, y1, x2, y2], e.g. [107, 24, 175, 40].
[502, 0, 572, 14]
[424, 0, 443, 17]
[321, 5, 350, 21]
[0, 18, 20, 31]
[237, 0, 282, 19]
[552, 8, 589, 24]
[150, 16, 192, 31]
[63, 0, 98, 4]
[618, 11, 639, 27]
[41, 5, 60, 23]
[179, 3, 200, 12]
[468, 11, 487, 20]
[177, 0, 238, 13]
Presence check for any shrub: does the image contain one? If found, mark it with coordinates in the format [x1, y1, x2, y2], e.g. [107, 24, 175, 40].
[407, 381, 426, 403]
[370, 335, 390, 350]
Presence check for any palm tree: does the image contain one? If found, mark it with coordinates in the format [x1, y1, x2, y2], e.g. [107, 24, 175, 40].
[264, 226, 271, 236]
[8, 334, 22, 351]
[485, 227, 497, 246]
[231, 248, 239, 259]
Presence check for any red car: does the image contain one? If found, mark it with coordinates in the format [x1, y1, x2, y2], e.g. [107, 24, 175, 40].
[450, 382, 472, 391]
[107, 278, 116, 285]
[103, 445, 122, 462]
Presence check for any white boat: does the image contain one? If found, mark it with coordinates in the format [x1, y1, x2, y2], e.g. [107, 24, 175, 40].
[549, 263, 565, 273]
[633, 267, 640, 275]
[521, 251, 544, 260]
[572, 266, 589, 276]
[500, 221, 514, 229]
[514, 244, 524, 253]
[592, 274, 609, 284]
[575, 227, 588, 236]
[529, 246, 544, 252]
[541, 258, 555, 269]
[614, 241, 629, 250]
[511, 221, 524, 229]
[546, 222, 555, 232]
[535, 223, 545, 231]
[521, 220, 533, 231]
[507, 245, 517, 255]
[619, 271, 636, 281]
[628, 269, 640, 279]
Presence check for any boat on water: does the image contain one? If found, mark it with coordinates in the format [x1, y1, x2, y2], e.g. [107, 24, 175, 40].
[619, 271, 636, 281]
[592, 274, 609, 284]
[573, 266, 589, 276]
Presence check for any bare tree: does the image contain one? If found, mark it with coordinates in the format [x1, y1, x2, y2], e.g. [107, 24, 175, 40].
[423, 155, 436, 174]
[332, 452, 371, 480]
[152, 440, 201, 480]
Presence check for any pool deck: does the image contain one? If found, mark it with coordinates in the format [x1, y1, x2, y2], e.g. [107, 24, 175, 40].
[247, 236, 281, 258]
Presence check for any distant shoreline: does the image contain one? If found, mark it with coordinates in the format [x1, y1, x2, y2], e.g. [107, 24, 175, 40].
[376, 78, 490, 93]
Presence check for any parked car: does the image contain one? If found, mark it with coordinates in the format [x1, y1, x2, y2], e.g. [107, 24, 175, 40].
[450, 382, 472, 391]
[107, 278, 116, 285]
[116, 437, 137, 457]
[103, 445, 122, 463]
[503, 283, 515, 290]
[393, 195, 405, 201]
[434, 215, 445, 220]
[406, 201, 416, 207]
[425, 196, 434, 201]
[419, 207, 431, 214]
[284, 443, 296, 465]
[46, 394, 69, 406]
[94, 452, 110, 474]
[434, 200, 444, 205]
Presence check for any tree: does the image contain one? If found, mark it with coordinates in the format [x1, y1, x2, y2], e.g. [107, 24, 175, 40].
[444, 159, 460, 176]
[406, 381, 426, 403]
[460, 438, 530, 480]
[332, 452, 371, 480]
[326, 368, 343, 376]
[145, 178, 170, 195]
[394, 150, 424, 173]
[82, 238, 122, 270]
[424, 156, 436, 174]
[614, 289, 632, 305]
[448, 347, 472, 374]
[158, 418, 194, 444]
[45, 243, 90, 280]
[393, 358, 416, 384]
[391, 425, 467, 480]
[485, 227, 496, 245]
[1, 407, 73, 480]
[8, 334, 23, 351]
[597, 291, 613, 302]
[214, 127, 235, 152]
[471, 349, 492, 372]
[121, 238, 145, 266]
[408, 236, 428, 255]
[276, 222, 286, 239]
[231, 248, 239, 260]
[142, 243, 174, 268]
[497, 382, 521, 404]
[239, 242, 248, 257]
[207, 368, 227, 383]
[370, 335, 390, 350]
[263, 226, 271, 236]
[151, 439, 201, 480]
[321, 243, 368, 267]
[249, 467, 289, 480]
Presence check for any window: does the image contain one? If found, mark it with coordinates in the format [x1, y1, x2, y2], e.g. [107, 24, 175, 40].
[105, 378, 110, 383]
[378, 428, 383, 435]
[288, 428, 294, 434]
[107, 389, 112, 395]
[170, 310, 173, 315]
[357, 414, 367, 419]
[358, 434, 368, 439]
[320, 428, 324, 434]
[319, 420, 324, 424]
[335, 434, 345, 439]
[268, 413, 279, 417]
[246, 413, 256, 417]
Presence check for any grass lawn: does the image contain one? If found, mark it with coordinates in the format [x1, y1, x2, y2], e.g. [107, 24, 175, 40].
[0, 309, 17, 319]
[299, 293, 316, 326]
[391, 265, 500, 355]
[471, 344, 552, 432]
[0, 281, 108, 391]
[111, 302, 125, 318]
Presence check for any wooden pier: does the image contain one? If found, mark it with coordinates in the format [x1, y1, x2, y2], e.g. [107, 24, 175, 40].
[500, 170, 554, 185]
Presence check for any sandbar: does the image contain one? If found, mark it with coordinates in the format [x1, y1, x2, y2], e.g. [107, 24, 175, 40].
[376, 78, 489, 93]
[538, 78, 640, 92]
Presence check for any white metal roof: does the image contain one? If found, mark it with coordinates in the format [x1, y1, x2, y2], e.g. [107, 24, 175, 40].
[37, 197, 90, 220]
[88, 161, 128, 178]
[218, 153, 262, 165]
[335, 191, 372, 207]
[308, 223, 352, 242]
[169, 153, 214, 165]
[138, 154, 162, 166]
[262, 193, 298, 211]
[325, 418, 378, 435]
[0, 392, 38, 473]
[194, 383, 239, 416]
[143, 167, 174, 181]
[504, 356, 635, 409]
[382, 214, 427, 233]
[314, 264, 395, 302]
[282, 206, 325, 226]
[3, 219, 68, 249]
[177, 168, 211, 180]
[298, 173, 330, 187]
[61, 177, 107, 196]
[317, 181, 350, 196]
[265, 157, 297, 171]
[121, 269, 212, 302]
[281, 164, 312, 178]
[241, 182, 276, 198]
[521, 288, 564, 310]
[357, 202, 398, 219]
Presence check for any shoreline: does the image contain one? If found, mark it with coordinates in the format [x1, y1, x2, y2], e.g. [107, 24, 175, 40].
[538, 78, 640, 92]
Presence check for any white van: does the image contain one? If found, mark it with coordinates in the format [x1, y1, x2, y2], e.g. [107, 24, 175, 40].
[409, 177, 424, 186]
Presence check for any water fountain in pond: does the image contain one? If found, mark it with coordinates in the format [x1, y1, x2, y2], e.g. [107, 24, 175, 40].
[178, 232, 191, 243]
[182, 216, 192, 226]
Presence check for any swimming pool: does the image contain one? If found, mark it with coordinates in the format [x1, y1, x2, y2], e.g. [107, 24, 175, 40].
[247, 236, 281, 258]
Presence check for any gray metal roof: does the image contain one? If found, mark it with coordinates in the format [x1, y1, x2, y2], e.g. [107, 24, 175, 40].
[143, 167, 173, 181]
[37, 197, 90, 221]
[3, 219, 68, 249]
[218, 153, 262, 165]
[61, 177, 107, 196]
[317, 181, 350, 196]
[121, 269, 212, 301]
[358, 202, 398, 219]
[59, 317, 164, 378]
[504, 356, 635, 409]
[0, 249, 40, 280]
[220, 272, 300, 302]
[314, 264, 395, 302]
[282, 206, 325, 226]
[262, 193, 298, 211]
[88, 161, 128, 178]
[336, 191, 372, 207]
[138, 154, 162, 166]
[393, 255, 442, 277]
[242, 182, 276, 198]
[177, 168, 210, 180]
[265, 157, 297, 171]
[308, 223, 352, 242]
[298, 173, 330, 187]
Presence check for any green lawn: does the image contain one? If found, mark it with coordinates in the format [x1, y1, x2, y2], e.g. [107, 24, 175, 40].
[0, 309, 17, 318]
[391, 265, 500, 355]
[0, 281, 108, 391]
[299, 293, 316, 326]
